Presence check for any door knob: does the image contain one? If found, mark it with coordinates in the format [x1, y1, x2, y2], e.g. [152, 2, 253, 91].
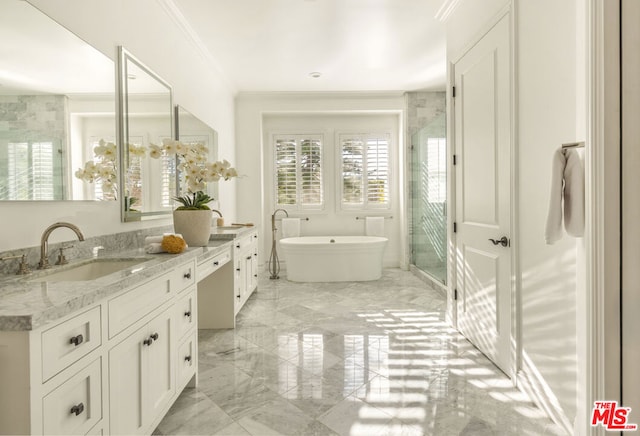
[488, 236, 510, 247]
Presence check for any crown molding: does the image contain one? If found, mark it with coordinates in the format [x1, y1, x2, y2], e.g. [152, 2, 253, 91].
[156, 0, 237, 94]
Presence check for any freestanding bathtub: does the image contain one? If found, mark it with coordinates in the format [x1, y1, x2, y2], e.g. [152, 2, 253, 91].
[279, 236, 387, 282]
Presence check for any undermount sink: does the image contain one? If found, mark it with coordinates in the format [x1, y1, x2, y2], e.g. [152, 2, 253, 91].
[28, 258, 149, 282]
[215, 226, 245, 230]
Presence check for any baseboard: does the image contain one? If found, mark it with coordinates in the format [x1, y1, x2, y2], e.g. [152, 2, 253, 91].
[517, 351, 574, 435]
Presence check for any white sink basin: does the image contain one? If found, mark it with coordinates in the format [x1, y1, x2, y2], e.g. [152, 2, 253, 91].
[215, 226, 244, 230]
[29, 259, 148, 282]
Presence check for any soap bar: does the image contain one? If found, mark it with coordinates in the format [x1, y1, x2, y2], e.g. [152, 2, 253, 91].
[217, 217, 224, 227]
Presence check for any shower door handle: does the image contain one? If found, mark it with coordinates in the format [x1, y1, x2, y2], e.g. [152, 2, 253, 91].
[488, 236, 510, 247]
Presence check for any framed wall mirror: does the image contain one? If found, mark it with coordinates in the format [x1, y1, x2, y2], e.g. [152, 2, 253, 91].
[175, 106, 219, 201]
[117, 47, 175, 222]
[0, 0, 116, 201]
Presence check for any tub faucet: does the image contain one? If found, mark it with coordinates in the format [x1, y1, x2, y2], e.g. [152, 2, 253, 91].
[268, 209, 289, 279]
[39, 222, 85, 269]
[271, 209, 289, 231]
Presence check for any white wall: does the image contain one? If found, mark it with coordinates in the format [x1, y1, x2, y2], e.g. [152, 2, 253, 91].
[445, 0, 586, 429]
[235, 92, 405, 265]
[1, 0, 236, 251]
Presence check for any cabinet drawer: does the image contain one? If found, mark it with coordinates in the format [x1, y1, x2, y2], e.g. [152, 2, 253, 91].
[233, 235, 251, 253]
[176, 288, 196, 339]
[170, 260, 195, 294]
[196, 250, 230, 282]
[108, 273, 171, 338]
[41, 306, 101, 382]
[177, 330, 197, 390]
[42, 358, 102, 436]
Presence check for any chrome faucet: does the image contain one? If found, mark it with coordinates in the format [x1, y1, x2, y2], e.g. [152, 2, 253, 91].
[39, 222, 85, 269]
[211, 209, 223, 218]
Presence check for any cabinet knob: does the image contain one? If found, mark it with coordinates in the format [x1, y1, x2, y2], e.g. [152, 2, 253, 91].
[246, 255, 252, 260]
[184, 355, 192, 363]
[69, 334, 84, 346]
[183, 271, 192, 279]
[143, 338, 153, 346]
[236, 295, 241, 299]
[184, 311, 192, 318]
[213, 261, 219, 266]
[254, 253, 257, 257]
[70, 402, 84, 416]
[236, 244, 241, 249]
[254, 274, 258, 278]
[254, 235, 258, 239]
[236, 268, 241, 272]
[150, 332, 159, 341]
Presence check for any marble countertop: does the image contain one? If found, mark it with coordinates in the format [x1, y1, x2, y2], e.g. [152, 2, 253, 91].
[209, 225, 256, 240]
[0, 239, 234, 332]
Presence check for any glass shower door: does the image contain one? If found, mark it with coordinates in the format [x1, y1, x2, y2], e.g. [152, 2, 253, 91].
[411, 114, 447, 284]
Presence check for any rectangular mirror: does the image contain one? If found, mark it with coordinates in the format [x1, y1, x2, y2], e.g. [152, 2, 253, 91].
[0, 1, 116, 201]
[175, 106, 219, 201]
[117, 47, 175, 222]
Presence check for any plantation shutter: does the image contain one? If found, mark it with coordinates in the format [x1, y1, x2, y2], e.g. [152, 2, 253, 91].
[299, 138, 322, 206]
[341, 138, 364, 205]
[274, 135, 323, 209]
[366, 136, 389, 207]
[340, 133, 390, 209]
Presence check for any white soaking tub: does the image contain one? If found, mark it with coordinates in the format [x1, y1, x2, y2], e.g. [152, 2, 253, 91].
[279, 236, 387, 282]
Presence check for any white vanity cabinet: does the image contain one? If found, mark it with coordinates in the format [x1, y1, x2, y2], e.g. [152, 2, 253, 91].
[0, 257, 200, 436]
[233, 230, 258, 315]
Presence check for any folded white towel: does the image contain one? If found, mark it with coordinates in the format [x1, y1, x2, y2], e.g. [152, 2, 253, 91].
[144, 235, 163, 245]
[281, 218, 300, 238]
[365, 217, 385, 237]
[145, 242, 165, 254]
[545, 147, 584, 244]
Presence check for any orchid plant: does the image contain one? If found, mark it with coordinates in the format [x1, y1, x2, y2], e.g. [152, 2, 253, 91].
[76, 138, 237, 207]
[74, 139, 118, 199]
[160, 138, 237, 209]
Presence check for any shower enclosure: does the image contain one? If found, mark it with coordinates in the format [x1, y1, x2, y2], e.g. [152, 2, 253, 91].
[410, 113, 447, 284]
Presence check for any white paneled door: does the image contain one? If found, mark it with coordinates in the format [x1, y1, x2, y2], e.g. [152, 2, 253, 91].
[453, 14, 512, 374]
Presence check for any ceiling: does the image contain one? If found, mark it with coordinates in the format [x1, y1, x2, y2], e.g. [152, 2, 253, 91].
[172, 0, 447, 93]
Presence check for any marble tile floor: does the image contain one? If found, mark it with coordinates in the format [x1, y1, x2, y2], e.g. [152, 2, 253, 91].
[155, 269, 565, 436]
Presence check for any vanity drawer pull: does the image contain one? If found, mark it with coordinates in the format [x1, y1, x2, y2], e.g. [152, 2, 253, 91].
[184, 355, 192, 363]
[236, 268, 241, 272]
[236, 244, 241, 248]
[70, 402, 84, 416]
[213, 261, 219, 266]
[246, 255, 252, 260]
[69, 334, 84, 346]
[143, 338, 153, 346]
[183, 271, 192, 279]
[150, 332, 159, 341]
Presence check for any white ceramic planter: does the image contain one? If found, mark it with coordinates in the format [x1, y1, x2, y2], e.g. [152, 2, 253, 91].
[172, 209, 212, 246]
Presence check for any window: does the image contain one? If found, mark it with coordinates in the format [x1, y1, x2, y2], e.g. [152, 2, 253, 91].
[274, 135, 323, 209]
[340, 133, 390, 209]
[3, 141, 55, 200]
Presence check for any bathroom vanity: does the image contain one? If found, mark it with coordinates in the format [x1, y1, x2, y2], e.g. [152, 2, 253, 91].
[0, 226, 258, 435]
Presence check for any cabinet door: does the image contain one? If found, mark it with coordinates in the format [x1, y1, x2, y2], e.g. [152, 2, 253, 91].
[109, 309, 174, 435]
[109, 329, 145, 435]
[143, 312, 175, 423]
